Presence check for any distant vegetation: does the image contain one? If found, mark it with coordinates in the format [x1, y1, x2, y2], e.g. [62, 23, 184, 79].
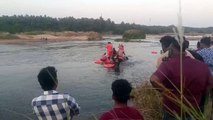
[122, 29, 146, 41]
[0, 33, 20, 40]
[0, 15, 213, 34]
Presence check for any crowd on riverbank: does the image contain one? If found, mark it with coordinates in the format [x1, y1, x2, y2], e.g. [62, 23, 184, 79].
[31, 36, 213, 120]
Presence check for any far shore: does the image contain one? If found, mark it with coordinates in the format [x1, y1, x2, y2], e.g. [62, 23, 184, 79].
[0, 31, 102, 44]
[0, 31, 211, 45]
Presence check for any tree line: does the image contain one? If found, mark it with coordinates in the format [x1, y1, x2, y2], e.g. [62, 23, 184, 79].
[0, 15, 212, 34]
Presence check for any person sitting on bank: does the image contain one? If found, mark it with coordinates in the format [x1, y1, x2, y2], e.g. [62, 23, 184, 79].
[32, 66, 80, 120]
[100, 79, 144, 120]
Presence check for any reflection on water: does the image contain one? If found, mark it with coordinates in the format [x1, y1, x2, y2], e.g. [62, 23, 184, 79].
[0, 40, 162, 119]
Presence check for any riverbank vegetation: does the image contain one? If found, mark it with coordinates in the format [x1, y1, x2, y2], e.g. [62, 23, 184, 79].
[132, 82, 213, 120]
[123, 29, 146, 41]
[0, 32, 20, 40]
[0, 15, 213, 35]
[132, 82, 162, 120]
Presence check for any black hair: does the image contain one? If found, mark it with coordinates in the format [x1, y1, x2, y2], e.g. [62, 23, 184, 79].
[171, 38, 187, 52]
[197, 41, 201, 49]
[160, 36, 176, 50]
[111, 79, 132, 103]
[37, 66, 58, 91]
[108, 42, 111, 44]
[200, 37, 211, 47]
[184, 40, 189, 49]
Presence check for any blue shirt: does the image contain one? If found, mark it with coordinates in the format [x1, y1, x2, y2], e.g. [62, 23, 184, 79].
[32, 90, 80, 120]
[197, 48, 213, 75]
[197, 48, 213, 66]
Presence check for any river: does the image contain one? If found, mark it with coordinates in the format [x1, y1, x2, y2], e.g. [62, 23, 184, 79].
[0, 39, 197, 119]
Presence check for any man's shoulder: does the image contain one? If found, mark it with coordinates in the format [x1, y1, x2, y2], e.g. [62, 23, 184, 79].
[31, 92, 74, 104]
[100, 110, 114, 120]
[197, 48, 213, 54]
[186, 58, 210, 72]
[31, 95, 42, 106]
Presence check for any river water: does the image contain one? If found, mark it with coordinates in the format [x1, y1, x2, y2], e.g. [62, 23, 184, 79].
[0, 39, 197, 120]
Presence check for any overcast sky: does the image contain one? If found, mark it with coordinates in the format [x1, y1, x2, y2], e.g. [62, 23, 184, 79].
[0, 0, 212, 27]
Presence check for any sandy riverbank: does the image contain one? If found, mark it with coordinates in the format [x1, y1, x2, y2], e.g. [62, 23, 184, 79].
[0, 31, 102, 44]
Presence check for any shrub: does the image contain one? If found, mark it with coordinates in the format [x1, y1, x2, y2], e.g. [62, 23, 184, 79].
[0, 33, 20, 40]
[123, 29, 146, 41]
[131, 82, 163, 120]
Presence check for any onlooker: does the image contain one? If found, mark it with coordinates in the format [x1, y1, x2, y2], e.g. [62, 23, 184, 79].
[196, 41, 201, 51]
[184, 40, 204, 62]
[150, 39, 213, 120]
[156, 36, 175, 68]
[100, 79, 144, 120]
[156, 36, 194, 68]
[32, 66, 80, 120]
[197, 37, 213, 75]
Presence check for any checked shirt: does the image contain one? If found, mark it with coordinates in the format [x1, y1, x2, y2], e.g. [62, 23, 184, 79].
[32, 90, 80, 120]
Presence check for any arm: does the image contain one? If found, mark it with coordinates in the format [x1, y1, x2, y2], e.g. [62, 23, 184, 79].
[67, 96, 80, 116]
[150, 74, 166, 93]
[152, 60, 171, 93]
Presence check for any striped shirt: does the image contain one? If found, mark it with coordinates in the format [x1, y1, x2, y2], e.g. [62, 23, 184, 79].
[32, 90, 80, 120]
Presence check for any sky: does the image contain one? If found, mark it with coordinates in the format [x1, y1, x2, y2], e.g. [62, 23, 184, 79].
[0, 0, 212, 27]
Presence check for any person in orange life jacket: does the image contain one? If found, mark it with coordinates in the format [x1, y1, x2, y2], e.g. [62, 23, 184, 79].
[118, 44, 126, 61]
[105, 42, 113, 58]
[118, 44, 125, 54]
[100, 53, 107, 61]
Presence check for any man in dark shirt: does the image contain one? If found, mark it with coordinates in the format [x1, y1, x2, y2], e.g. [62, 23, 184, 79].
[184, 40, 204, 62]
[150, 38, 213, 120]
[100, 79, 144, 120]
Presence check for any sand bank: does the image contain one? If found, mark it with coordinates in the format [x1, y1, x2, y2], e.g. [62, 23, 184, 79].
[0, 31, 102, 44]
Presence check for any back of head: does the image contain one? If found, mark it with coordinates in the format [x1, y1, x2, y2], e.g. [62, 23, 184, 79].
[184, 40, 189, 49]
[111, 79, 132, 103]
[200, 37, 211, 47]
[197, 41, 201, 49]
[160, 36, 176, 52]
[171, 37, 187, 52]
[37, 66, 58, 91]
